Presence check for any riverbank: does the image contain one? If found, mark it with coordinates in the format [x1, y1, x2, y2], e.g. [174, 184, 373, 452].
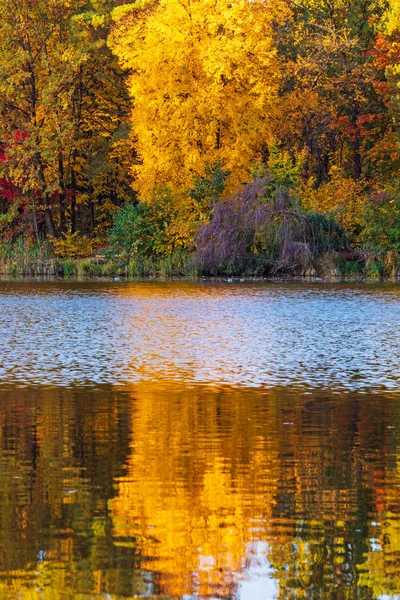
[1, 249, 399, 281]
[1, 262, 400, 283]
[1, 237, 400, 281]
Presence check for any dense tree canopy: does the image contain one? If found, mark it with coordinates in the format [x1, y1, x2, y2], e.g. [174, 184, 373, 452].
[109, 0, 289, 199]
[0, 0, 132, 242]
[1, 0, 400, 274]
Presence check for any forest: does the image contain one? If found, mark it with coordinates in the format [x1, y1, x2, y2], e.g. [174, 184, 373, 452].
[1, 0, 400, 278]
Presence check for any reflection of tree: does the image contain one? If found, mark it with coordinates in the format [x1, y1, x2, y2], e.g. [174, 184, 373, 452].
[0, 385, 143, 598]
[111, 383, 281, 598]
[111, 384, 400, 599]
[1, 384, 400, 599]
[358, 446, 400, 599]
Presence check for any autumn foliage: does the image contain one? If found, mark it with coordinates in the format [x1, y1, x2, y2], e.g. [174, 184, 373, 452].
[1, 0, 400, 273]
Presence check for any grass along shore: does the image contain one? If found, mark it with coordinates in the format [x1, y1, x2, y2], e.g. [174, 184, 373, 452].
[1, 238, 400, 281]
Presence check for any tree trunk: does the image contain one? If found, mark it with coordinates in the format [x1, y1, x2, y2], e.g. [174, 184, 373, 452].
[316, 147, 329, 188]
[44, 207, 57, 238]
[34, 152, 58, 238]
[58, 151, 66, 234]
[351, 107, 362, 180]
[31, 191, 40, 244]
[353, 133, 362, 180]
[89, 195, 95, 234]
[71, 166, 77, 234]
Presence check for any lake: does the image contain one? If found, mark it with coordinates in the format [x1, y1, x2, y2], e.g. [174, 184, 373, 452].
[0, 281, 399, 599]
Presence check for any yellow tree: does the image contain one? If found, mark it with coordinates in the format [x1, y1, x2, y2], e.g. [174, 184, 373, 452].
[109, 0, 289, 201]
[0, 0, 132, 240]
[382, 0, 400, 121]
[273, 0, 388, 187]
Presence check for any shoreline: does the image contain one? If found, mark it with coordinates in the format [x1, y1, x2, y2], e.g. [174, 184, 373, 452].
[1, 245, 399, 282]
[0, 273, 399, 285]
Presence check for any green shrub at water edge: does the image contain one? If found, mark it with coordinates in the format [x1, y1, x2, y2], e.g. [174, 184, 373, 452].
[126, 249, 192, 278]
[100, 261, 126, 278]
[365, 259, 384, 280]
[338, 258, 362, 279]
[77, 260, 103, 277]
[62, 260, 78, 278]
[108, 202, 155, 260]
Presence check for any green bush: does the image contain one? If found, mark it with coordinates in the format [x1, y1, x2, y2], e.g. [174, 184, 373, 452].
[306, 212, 347, 255]
[361, 188, 400, 250]
[188, 161, 230, 222]
[78, 260, 103, 277]
[366, 260, 383, 279]
[338, 259, 362, 279]
[62, 260, 78, 278]
[108, 202, 154, 260]
[108, 163, 230, 263]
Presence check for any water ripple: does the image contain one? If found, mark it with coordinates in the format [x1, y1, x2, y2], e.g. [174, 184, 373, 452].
[0, 280, 399, 390]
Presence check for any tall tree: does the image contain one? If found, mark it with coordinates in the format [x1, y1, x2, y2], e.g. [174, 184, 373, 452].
[109, 0, 290, 201]
[0, 0, 131, 239]
[274, 0, 388, 185]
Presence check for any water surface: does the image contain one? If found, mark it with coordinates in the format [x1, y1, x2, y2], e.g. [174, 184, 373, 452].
[1, 280, 400, 390]
[0, 281, 399, 599]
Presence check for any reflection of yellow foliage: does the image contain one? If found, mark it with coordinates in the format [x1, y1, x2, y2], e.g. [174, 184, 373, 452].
[1, 383, 400, 598]
[111, 383, 281, 597]
[358, 454, 400, 597]
[358, 517, 400, 597]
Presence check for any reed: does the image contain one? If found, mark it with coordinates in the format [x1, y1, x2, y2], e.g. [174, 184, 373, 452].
[1, 237, 399, 281]
[0, 237, 61, 277]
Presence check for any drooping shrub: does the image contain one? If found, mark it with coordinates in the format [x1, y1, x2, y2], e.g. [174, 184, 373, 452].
[193, 174, 347, 274]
